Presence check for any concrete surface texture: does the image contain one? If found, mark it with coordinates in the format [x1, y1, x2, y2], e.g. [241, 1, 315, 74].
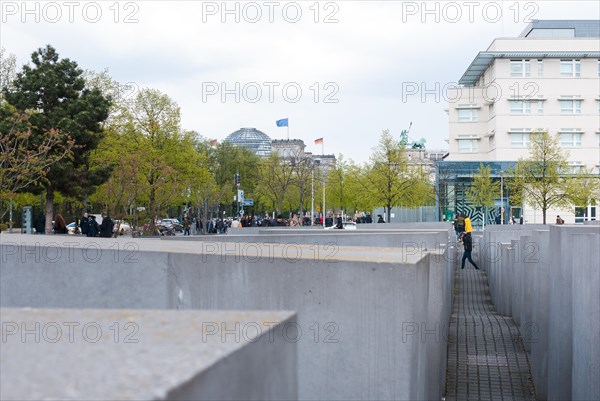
[477, 225, 600, 401]
[163, 230, 453, 250]
[0, 234, 453, 401]
[444, 268, 536, 400]
[0, 308, 297, 401]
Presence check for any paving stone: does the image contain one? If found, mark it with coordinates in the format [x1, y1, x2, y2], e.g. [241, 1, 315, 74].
[444, 265, 536, 400]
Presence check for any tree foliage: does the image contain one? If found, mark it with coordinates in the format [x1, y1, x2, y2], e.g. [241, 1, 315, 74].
[2, 45, 111, 232]
[507, 131, 571, 224]
[356, 130, 431, 222]
[0, 107, 75, 219]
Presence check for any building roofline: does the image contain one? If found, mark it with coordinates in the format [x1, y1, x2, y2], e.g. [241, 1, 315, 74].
[459, 51, 600, 86]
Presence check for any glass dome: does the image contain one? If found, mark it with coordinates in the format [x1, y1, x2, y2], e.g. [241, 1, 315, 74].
[225, 128, 272, 157]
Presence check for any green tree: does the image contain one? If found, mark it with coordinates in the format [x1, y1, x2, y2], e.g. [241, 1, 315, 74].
[0, 47, 17, 100]
[255, 152, 295, 213]
[209, 141, 260, 212]
[467, 163, 500, 230]
[507, 131, 571, 224]
[0, 107, 75, 221]
[92, 89, 202, 220]
[3, 45, 111, 233]
[565, 169, 600, 211]
[359, 130, 426, 222]
[326, 154, 352, 213]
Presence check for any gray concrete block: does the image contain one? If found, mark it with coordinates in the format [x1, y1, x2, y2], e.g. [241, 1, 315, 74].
[518, 235, 535, 352]
[571, 233, 600, 401]
[547, 225, 600, 401]
[529, 230, 551, 401]
[167, 230, 452, 251]
[0, 236, 451, 401]
[0, 308, 297, 401]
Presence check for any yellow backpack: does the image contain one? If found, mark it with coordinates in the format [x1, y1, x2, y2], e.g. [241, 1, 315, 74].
[464, 217, 472, 233]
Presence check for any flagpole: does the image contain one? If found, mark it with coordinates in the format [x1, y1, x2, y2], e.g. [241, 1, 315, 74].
[287, 125, 289, 140]
[322, 140, 326, 228]
[311, 168, 314, 226]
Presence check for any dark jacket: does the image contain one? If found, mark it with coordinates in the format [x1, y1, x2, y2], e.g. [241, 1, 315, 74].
[35, 213, 46, 234]
[99, 216, 113, 238]
[80, 215, 90, 235]
[462, 232, 473, 252]
[87, 218, 99, 237]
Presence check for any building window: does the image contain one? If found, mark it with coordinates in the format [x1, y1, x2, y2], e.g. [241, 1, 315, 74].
[457, 139, 478, 153]
[510, 100, 532, 114]
[510, 131, 531, 148]
[457, 108, 478, 122]
[560, 60, 581, 77]
[537, 101, 544, 114]
[537, 60, 543, 77]
[567, 162, 584, 174]
[510, 60, 530, 77]
[575, 206, 597, 224]
[560, 130, 583, 147]
[560, 98, 582, 114]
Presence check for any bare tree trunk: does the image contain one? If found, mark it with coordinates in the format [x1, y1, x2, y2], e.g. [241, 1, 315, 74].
[386, 204, 392, 223]
[45, 188, 54, 235]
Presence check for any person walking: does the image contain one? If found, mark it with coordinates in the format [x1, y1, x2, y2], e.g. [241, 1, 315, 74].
[460, 220, 479, 270]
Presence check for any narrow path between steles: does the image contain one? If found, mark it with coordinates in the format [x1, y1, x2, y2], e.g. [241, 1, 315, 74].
[444, 264, 536, 400]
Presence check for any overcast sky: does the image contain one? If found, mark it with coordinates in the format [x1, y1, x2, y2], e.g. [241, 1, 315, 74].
[1, 1, 598, 163]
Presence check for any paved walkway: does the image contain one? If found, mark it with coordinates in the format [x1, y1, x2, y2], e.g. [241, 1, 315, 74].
[444, 266, 536, 401]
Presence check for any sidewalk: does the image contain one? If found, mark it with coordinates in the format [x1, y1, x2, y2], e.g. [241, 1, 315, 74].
[444, 265, 536, 400]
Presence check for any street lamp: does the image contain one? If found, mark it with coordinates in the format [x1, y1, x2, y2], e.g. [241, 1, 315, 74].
[500, 171, 504, 225]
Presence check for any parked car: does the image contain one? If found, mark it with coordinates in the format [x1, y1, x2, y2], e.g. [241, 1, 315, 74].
[159, 218, 183, 232]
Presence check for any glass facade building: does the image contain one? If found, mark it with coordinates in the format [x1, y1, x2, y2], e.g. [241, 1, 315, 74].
[436, 161, 517, 225]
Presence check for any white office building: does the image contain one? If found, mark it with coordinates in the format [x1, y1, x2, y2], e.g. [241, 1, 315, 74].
[444, 20, 600, 224]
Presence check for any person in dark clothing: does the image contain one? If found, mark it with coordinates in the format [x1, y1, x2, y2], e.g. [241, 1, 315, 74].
[377, 214, 385, 223]
[335, 213, 344, 229]
[99, 212, 113, 238]
[80, 211, 90, 235]
[35, 212, 46, 234]
[53, 214, 68, 234]
[183, 218, 191, 236]
[87, 215, 99, 237]
[460, 232, 479, 270]
[275, 215, 287, 226]
[456, 213, 465, 233]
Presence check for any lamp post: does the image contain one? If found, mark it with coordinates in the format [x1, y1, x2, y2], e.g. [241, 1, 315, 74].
[500, 171, 504, 225]
[234, 172, 241, 219]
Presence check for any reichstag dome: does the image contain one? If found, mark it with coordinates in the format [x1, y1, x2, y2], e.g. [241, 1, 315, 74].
[224, 128, 272, 157]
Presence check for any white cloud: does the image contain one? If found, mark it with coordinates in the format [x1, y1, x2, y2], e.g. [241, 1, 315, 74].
[1, 0, 598, 162]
